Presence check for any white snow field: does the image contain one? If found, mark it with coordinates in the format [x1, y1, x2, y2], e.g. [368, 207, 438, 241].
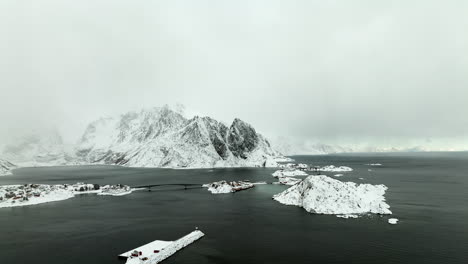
[0, 183, 135, 208]
[319, 165, 353, 172]
[272, 169, 308, 178]
[125, 230, 205, 264]
[203, 181, 254, 194]
[273, 175, 391, 217]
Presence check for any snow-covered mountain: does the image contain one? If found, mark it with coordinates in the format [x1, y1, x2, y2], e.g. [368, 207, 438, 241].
[1, 131, 73, 167]
[76, 106, 282, 168]
[0, 159, 16, 176]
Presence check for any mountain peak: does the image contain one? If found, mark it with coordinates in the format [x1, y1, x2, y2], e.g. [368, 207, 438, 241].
[75, 106, 280, 168]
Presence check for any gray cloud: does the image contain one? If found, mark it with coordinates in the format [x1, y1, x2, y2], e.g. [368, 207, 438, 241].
[1, 0, 467, 148]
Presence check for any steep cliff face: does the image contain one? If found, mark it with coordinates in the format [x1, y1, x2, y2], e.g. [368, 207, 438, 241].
[0, 159, 16, 176]
[76, 106, 282, 168]
[228, 118, 259, 159]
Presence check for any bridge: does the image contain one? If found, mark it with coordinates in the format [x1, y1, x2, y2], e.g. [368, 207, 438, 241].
[131, 183, 203, 190]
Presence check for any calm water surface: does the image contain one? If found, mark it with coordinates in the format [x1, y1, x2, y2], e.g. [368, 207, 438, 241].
[1, 152, 467, 264]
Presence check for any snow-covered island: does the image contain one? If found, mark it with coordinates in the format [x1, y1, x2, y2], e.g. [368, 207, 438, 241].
[272, 169, 308, 178]
[0, 159, 16, 176]
[0, 183, 135, 208]
[273, 175, 391, 217]
[276, 177, 302, 186]
[203, 180, 254, 194]
[318, 165, 353, 172]
[278, 163, 308, 170]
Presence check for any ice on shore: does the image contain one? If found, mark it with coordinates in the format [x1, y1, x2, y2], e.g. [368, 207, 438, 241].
[337, 214, 359, 219]
[203, 181, 254, 194]
[272, 169, 308, 178]
[0, 183, 134, 208]
[388, 218, 399, 224]
[319, 165, 353, 172]
[125, 230, 204, 264]
[273, 175, 391, 217]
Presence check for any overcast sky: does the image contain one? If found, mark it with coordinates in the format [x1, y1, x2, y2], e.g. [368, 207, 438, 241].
[1, 0, 467, 148]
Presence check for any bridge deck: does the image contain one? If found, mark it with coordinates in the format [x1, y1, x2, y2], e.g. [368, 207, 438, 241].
[132, 183, 202, 189]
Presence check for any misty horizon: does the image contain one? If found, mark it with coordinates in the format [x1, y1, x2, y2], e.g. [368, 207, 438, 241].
[1, 0, 467, 151]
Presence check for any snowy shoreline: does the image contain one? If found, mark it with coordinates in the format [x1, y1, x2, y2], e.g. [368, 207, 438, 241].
[0, 183, 136, 208]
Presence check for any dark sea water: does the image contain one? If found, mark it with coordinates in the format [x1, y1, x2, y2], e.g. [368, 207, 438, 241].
[1, 152, 468, 264]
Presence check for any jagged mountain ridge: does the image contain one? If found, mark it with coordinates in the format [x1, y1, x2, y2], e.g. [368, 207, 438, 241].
[76, 106, 281, 168]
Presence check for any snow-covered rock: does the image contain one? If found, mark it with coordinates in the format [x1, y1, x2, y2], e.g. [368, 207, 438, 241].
[0, 183, 134, 208]
[0, 159, 16, 176]
[273, 175, 391, 216]
[76, 106, 283, 168]
[319, 165, 353, 172]
[203, 180, 254, 194]
[278, 177, 302, 186]
[272, 169, 308, 178]
[388, 218, 399, 224]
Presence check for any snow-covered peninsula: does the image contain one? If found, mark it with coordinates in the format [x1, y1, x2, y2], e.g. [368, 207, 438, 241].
[0, 183, 134, 208]
[273, 175, 391, 217]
